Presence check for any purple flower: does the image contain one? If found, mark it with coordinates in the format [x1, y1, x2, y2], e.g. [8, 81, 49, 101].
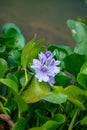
[31, 51, 60, 86]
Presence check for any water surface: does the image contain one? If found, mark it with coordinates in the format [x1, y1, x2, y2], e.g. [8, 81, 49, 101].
[0, 0, 87, 46]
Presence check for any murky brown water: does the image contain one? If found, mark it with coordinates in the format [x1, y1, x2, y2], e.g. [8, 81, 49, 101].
[0, 0, 87, 46]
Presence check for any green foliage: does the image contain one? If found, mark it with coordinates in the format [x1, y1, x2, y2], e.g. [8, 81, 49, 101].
[65, 85, 86, 110]
[0, 58, 7, 78]
[22, 77, 50, 103]
[21, 35, 45, 69]
[63, 53, 86, 76]
[81, 116, 87, 125]
[42, 86, 67, 104]
[2, 23, 25, 50]
[42, 114, 65, 130]
[55, 72, 71, 86]
[0, 78, 28, 114]
[67, 20, 87, 44]
[1, 20, 87, 130]
[29, 127, 46, 130]
[12, 117, 26, 130]
[77, 61, 87, 89]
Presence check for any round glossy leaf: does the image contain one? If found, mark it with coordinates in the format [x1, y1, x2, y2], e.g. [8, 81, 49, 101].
[2, 23, 25, 50]
[6, 34, 25, 50]
[67, 20, 87, 44]
[55, 72, 71, 86]
[74, 40, 87, 55]
[8, 49, 21, 65]
[2, 23, 21, 36]
[63, 53, 86, 76]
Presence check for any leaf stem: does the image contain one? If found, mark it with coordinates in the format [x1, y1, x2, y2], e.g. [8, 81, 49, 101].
[0, 101, 7, 114]
[68, 108, 78, 130]
[20, 68, 28, 94]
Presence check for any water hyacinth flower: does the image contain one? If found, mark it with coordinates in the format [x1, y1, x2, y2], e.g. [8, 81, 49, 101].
[31, 51, 60, 86]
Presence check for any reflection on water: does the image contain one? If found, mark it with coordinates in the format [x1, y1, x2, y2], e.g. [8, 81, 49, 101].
[0, 0, 87, 46]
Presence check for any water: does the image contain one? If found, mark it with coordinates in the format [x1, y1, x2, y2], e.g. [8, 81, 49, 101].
[0, 0, 87, 46]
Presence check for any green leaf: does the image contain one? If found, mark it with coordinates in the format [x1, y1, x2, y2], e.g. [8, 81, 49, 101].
[5, 34, 25, 50]
[48, 45, 68, 60]
[2, 23, 25, 50]
[8, 49, 21, 65]
[35, 109, 48, 123]
[42, 114, 65, 130]
[74, 40, 87, 55]
[42, 121, 59, 130]
[67, 20, 87, 55]
[51, 113, 65, 123]
[77, 61, 87, 89]
[55, 72, 71, 86]
[63, 53, 86, 76]
[0, 58, 7, 78]
[0, 36, 13, 44]
[80, 61, 87, 74]
[0, 45, 6, 52]
[12, 117, 26, 130]
[35, 37, 46, 44]
[0, 78, 28, 113]
[42, 93, 67, 104]
[65, 85, 86, 110]
[29, 127, 46, 130]
[42, 86, 67, 104]
[0, 78, 18, 93]
[2, 23, 21, 35]
[21, 35, 44, 69]
[81, 116, 87, 125]
[22, 77, 50, 103]
[58, 45, 73, 54]
[77, 73, 87, 89]
[67, 20, 87, 44]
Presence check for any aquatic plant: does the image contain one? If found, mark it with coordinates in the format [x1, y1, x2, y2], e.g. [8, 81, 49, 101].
[0, 20, 87, 130]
